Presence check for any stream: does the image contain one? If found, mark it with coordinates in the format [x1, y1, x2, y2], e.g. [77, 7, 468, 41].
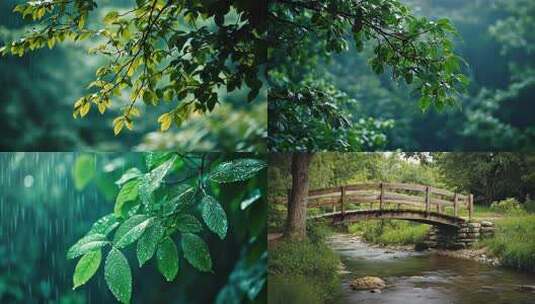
[328, 233, 535, 304]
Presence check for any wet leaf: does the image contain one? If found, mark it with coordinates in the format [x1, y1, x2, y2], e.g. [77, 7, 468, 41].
[181, 233, 212, 272]
[87, 213, 119, 236]
[67, 234, 109, 260]
[105, 248, 132, 304]
[201, 195, 228, 239]
[73, 250, 101, 289]
[114, 179, 141, 217]
[145, 152, 175, 170]
[240, 189, 262, 210]
[113, 215, 153, 248]
[208, 159, 266, 183]
[137, 220, 165, 267]
[115, 168, 142, 186]
[73, 154, 96, 190]
[163, 185, 196, 215]
[176, 214, 203, 233]
[144, 155, 177, 192]
[157, 237, 179, 281]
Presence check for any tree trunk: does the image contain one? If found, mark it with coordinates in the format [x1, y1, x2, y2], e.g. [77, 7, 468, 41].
[285, 152, 313, 240]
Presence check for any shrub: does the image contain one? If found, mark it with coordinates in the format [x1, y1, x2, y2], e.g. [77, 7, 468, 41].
[523, 200, 535, 214]
[348, 220, 429, 246]
[268, 275, 323, 304]
[490, 198, 526, 215]
[268, 238, 341, 303]
[483, 215, 535, 272]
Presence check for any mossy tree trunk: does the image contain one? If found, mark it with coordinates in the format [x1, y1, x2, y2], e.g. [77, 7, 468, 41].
[285, 152, 313, 240]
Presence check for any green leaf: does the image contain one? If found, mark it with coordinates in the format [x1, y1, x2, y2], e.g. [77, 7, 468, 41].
[163, 185, 196, 215]
[139, 155, 178, 207]
[115, 168, 142, 186]
[201, 195, 228, 239]
[103, 11, 119, 24]
[209, 159, 266, 183]
[145, 152, 175, 170]
[136, 220, 165, 267]
[73, 250, 102, 289]
[145, 155, 177, 192]
[157, 237, 179, 281]
[87, 213, 119, 236]
[113, 215, 153, 248]
[73, 154, 96, 190]
[181, 233, 212, 272]
[115, 179, 141, 217]
[176, 214, 203, 233]
[240, 189, 262, 210]
[105, 248, 132, 304]
[67, 234, 109, 260]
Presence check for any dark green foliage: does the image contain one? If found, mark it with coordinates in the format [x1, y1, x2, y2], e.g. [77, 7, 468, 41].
[433, 152, 535, 204]
[268, 0, 467, 151]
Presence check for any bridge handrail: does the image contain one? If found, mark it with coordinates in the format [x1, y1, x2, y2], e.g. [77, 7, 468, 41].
[271, 182, 474, 221]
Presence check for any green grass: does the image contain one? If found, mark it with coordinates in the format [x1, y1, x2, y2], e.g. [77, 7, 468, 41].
[268, 225, 341, 303]
[348, 220, 429, 246]
[482, 215, 535, 272]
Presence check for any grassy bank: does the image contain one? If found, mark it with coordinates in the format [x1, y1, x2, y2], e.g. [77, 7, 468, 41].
[348, 220, 429, 246]
[483, 215, 535, 272]
[268, 225, 341, 304]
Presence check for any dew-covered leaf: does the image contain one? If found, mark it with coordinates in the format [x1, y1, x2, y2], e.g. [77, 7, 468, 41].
[73, 154, 96, 190]
[114, 179, 140, 218]
[240, 189, 262, 210]
[181, 233, 212, 272]
[208, 159, 266, 183]
[145, 152, 175, 170]
[105, 248, 131, 304]
[201, 195, 228, 239]
[163, 185, 197, 215]
[157, 236, 179, 281]
[87, 213, 119, 236]
[176, 214, 203, 233]
[73, 249, 101, 289]
[145, 155, 177, 192]
[115, 168, 142, 186]
[67, 233, 109, 260]
[136, 220, 165, 267]
[113, 215, 152, 248]
[139, 155, 177, 207]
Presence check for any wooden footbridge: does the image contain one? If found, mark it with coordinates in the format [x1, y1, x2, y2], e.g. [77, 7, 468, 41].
[276, 182, 475, 228]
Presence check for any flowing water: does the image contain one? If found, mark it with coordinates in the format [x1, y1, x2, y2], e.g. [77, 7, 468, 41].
[328, 233, 535, 304]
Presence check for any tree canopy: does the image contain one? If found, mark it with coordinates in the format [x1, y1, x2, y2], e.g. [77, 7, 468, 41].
[268, 0, 467, 151]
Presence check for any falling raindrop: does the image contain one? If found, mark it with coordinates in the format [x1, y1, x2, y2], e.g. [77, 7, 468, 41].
[23, 175, 34, 188]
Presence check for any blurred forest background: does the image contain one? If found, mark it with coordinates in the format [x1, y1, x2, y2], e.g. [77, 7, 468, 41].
[309, 0, 535, 151]
[0, 0, 266, 151]
[0, 152, 266, 303]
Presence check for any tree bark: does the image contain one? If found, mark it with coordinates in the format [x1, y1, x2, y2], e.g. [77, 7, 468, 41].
[285, 152, 313, 240]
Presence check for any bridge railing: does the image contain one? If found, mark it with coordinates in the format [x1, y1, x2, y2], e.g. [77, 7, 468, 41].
[273, 182, 474, 221]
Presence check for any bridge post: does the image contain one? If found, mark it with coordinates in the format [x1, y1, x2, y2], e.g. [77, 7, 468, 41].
[453, 193, 458, 217]
[379, 183, 384, 212]
[340, 186, 345, 217]
[469, 194, 474, 221]
[425, 186, 430, 217]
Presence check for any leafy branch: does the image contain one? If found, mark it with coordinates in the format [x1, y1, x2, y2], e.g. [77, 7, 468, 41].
[66, 152, 266, 303]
